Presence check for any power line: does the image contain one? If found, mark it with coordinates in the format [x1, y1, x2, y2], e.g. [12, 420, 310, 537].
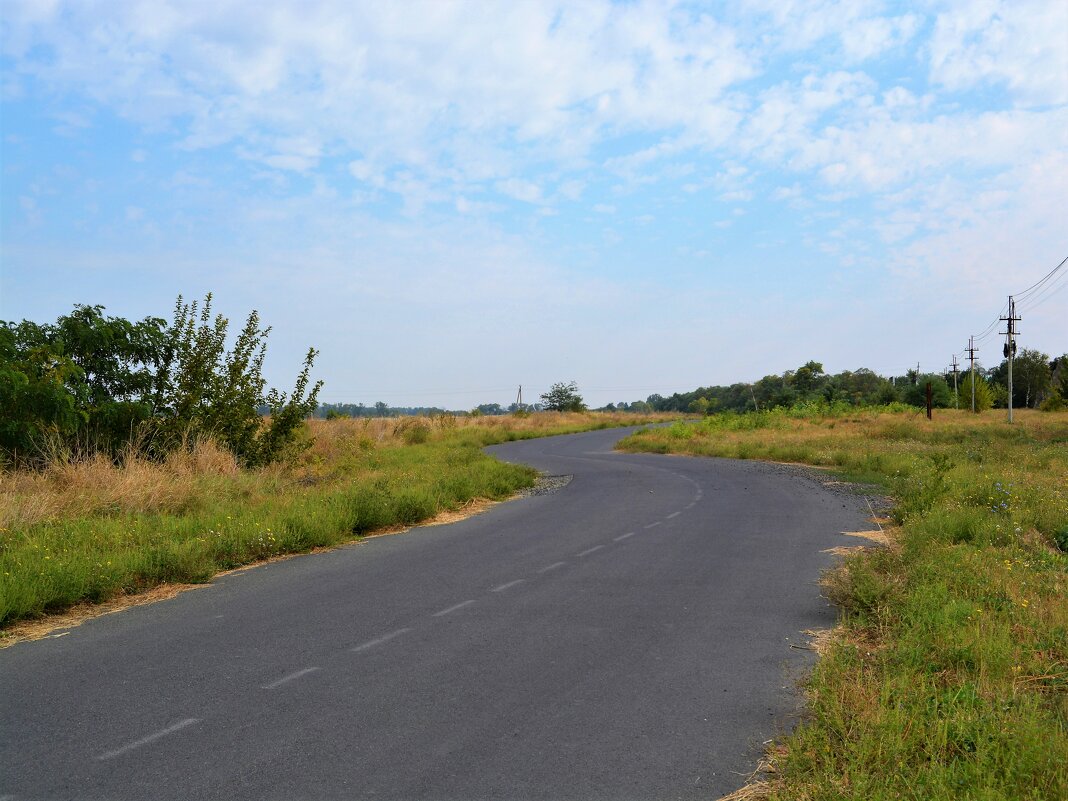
[971, 300, 1009, 343]
[1014, 254, 1067, 301]
[1016, 266, 1068, 314]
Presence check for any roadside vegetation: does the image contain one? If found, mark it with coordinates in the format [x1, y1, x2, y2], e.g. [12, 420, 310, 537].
[628, 356, 1067, 415]
[1, 297, 679, 632]
[0, 411, 673, 631]
[1, 295, 321, 468]
[620, 405, 1068, 800]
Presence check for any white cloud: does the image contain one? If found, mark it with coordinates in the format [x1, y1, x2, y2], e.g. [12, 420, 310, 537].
[739, 0, 920, 61]
[4, 0, 1066, 382]
[496, 178, 543, 204]
[929, 0, 1068, 106]
[1, 0, 754, 201]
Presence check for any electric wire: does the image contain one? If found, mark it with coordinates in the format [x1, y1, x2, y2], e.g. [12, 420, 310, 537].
[1013, 254, 1067, 301]
[1016, 266, 1068, 314]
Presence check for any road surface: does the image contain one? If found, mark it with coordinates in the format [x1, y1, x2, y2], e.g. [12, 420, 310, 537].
[1, 426, 871, 800]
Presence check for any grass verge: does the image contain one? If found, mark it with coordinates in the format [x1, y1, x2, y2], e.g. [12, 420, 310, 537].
[1, 411, 673, 634]
[620, 407, 1068, 800]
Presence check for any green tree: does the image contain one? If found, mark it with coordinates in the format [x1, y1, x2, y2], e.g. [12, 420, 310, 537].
[541, 381, 586, 412]
[989, 351, 1052, 409]
[688, 397, 711, 415]
[1013, 349, 1052, 408]
[959, 371, 993, 412]
[1, 308, 166, 460]
[151, 294, 323, 466]
[790, 360, 826, 395]
[1056, 355, 1068, 398]
[902, 374, 953, 409]
[0, 325, 85, 464]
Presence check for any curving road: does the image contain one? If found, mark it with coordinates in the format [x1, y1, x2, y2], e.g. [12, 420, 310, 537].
[1, 426, 871, 800]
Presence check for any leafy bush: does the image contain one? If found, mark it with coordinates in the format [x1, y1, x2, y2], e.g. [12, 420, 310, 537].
[151, 294, 322, 466]
[1, 307, 165, 462]
[959, 372, 993, 412]
[1, 295, 321, 467]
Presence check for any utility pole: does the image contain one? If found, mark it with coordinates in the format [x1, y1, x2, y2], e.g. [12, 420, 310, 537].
[516, 385, 523, 409]
[950, 355, 960, 409]
[966, 336, 978, 412]
[1001, 296, 1021, 423]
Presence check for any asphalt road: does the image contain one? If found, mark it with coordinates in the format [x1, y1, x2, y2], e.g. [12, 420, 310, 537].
[1, 426, 872, 800]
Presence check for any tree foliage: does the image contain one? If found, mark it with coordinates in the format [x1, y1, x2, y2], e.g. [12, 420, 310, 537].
[959, 371, 993, 412]
[541, 381, 586, 412]
[1, 306, 166, 460]
[151, 294, 322, 466]
[901, 374, 953, 409]
[1, 295, 322, 467]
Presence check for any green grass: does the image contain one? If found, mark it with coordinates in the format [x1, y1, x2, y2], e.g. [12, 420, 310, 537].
[1, 412, 672, 629]
[621, 408, 1068, 800]
[0, 438, 534, 626]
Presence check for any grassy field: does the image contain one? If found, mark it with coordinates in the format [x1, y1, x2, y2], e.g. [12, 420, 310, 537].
[620, 406, 1068, 800]
[0, 411, 673, 632]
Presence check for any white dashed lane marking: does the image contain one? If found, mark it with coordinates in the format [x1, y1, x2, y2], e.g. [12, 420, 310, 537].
[577, 545, 604, 557]
[97, 719, 200, 761]
[644, 521, 662, 529]
[538, 561, 566, 573]
[491, 579, 526, 593]
[432, 600, 476, 617]
[613, 532, 636, 541]
[262, 667, 320, 690]
[350, 628, 411, 653]
[666, 511, 681, 519]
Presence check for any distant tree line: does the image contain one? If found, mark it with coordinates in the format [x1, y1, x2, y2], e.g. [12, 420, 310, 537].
[315, 401, 549, 418]
[2, 296, 321, 467]
[315, 402, 454, 419]
[597, 354, 1067, 414]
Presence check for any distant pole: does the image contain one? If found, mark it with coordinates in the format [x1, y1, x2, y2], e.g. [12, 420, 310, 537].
[1001, 296, 1021, 423]
[966, 336, 978, 412]
[516, 385, 523, 409]
[950, 355, 959, 409]
[926, 382, 933, 420]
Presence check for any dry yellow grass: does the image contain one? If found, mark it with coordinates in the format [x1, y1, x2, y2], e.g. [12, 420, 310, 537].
[2, 411, 672, 532]
[0, 438, 240, 530]
[624, 406, 1068, 800]
[1, 409, 674, 629]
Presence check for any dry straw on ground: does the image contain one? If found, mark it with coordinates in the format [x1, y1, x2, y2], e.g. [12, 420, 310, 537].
[0, 438, 239, 530]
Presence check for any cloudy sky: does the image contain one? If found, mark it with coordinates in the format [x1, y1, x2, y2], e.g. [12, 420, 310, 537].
[2, 0, 1065, 408]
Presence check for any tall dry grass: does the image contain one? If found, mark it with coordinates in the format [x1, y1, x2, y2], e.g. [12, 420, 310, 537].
[1, 411, 667, 531]
[1, 410, 673, 627]
[0, 438, 240, 530]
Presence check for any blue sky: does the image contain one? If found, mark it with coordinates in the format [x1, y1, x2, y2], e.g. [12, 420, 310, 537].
[2, 0, 1065, 408]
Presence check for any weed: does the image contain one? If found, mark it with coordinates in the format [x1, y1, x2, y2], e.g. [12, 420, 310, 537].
[0, 411, 675, 627]
[621, 408, 1068, 799]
